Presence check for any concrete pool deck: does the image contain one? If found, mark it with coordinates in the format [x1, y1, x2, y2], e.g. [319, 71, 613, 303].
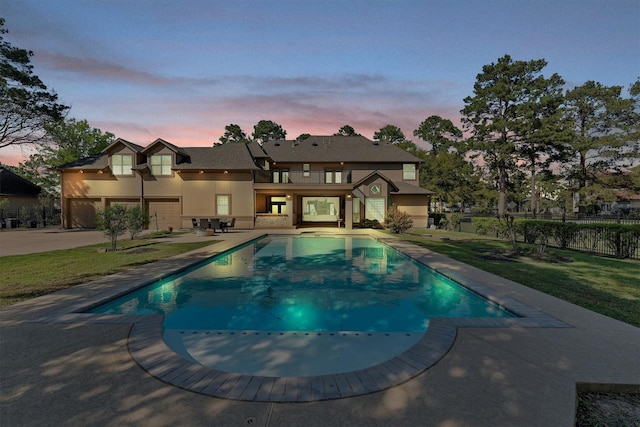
[1, 228, 639, 426]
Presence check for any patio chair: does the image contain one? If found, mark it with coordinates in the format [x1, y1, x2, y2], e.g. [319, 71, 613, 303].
[191, 218, 198, 229]
[199, 218, 210, 230]
[226, 218, 236, 231]
[210, 218, 221, 233]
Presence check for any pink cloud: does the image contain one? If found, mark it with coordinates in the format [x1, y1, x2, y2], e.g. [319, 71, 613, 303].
[38, 52, 173, 85]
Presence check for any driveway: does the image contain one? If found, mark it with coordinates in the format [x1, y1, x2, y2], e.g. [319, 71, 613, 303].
[0, 228, 108, 256]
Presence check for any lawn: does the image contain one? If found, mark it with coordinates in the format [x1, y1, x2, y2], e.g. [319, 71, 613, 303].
[401, 229, 640, 328]
[0, 237, 215, 309]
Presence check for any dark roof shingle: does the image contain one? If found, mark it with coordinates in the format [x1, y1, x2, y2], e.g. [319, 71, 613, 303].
[0, 167, 42, 196]
[176, 143, 260, 171]
[260, 135, 423, 163]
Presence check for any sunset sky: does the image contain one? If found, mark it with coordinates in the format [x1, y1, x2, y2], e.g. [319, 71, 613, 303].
[1, 0, 639, 165]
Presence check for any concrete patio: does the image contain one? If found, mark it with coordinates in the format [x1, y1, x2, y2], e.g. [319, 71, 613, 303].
[1, 228, 638, 426]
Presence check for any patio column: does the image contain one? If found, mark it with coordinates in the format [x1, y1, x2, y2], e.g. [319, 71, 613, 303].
[286, 195, 293, 227]
[345, 195, 353, 229]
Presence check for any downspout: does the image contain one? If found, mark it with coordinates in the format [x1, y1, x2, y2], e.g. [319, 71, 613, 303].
[140, 170, 145, 227]
[59, 170, 66, 228]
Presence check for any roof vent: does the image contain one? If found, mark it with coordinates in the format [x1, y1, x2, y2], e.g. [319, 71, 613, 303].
[373, 141, 379, 145]
[274, 142, 280, 146]
[312, 142, 318, 146]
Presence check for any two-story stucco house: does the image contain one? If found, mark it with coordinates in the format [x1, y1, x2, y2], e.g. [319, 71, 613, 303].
[55, 135, 433, 230]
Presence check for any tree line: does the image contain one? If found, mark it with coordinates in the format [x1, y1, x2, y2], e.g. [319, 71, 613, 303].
[1, 16, 638, 216]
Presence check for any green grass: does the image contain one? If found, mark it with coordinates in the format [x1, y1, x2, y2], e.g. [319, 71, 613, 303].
[402, 230, 640, 328]
[0, 237, 215, 308]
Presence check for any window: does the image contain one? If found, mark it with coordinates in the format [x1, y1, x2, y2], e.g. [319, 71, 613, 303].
[112, 154, 132, 175]
[302, 196, 339, 221]
[352, 199, 361, 224]
[403, 163, 416, 180]
[366, 198, 385, 222]
[273, 169, 289, 183]
[270, 196, 287, 214]
[151, 155, 172, 176]
[325, 170, 342, 184]
[216, 195, 230, 216]
[303, 163, 310, 177]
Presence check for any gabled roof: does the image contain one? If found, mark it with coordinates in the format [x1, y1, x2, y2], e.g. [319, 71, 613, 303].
[141, 138, 189, 157]
[260, 135, 424, 163]
[0, 167, 41, 196]
[353, 170, 434, 195]
[246, 141, 268, 159]
[102, 138, 144, 154]
[174, 143, 260, 171]
[353, 170, 399, 192]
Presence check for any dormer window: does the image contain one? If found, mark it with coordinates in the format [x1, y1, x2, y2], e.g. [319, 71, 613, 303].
[151, 154, 172, 176]
[112, 154, 133, 175]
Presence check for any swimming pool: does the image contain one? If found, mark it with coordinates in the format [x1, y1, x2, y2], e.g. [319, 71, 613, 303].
[70, 231, 569, 396]
[92, 235, 514, 332]
[91, 234, 515, 377]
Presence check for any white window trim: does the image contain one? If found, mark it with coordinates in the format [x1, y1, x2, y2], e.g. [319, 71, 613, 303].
[150, 154, 173, 176]
[112, 154, 133, 176]
[216, 194, 231, 216]
[366, 197, 386, 222]
[403, 163, 416, 180]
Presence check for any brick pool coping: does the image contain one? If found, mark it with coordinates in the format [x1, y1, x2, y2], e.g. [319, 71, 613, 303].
[33, 231, 570, 402]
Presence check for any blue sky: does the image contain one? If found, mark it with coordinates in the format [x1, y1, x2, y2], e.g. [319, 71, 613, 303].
[1, 0, 639, 165]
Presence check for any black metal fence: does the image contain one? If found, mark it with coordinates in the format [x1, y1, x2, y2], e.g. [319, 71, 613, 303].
[451, 213, 640, 260]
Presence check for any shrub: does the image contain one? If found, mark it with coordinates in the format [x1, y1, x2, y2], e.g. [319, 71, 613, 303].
[472, 217, 498, 236]
[127, 205, 150, 240]
[517, 220, 640, 259]
[600, 224, 640, 259]
[552, 222, 580, 249]
[96, 204, 128, 251]
[0, 198, 9, 218]
[386, 205, 413, 234]
[517, 220, 553, 254]
[429, 213, 447, 228]
[446, 213, 461, 231]
[362, 219, 384, 229]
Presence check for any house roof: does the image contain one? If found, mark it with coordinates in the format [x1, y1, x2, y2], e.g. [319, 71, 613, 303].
[246, 141, 268, 159]
[391, 180, 435, 195]
[353, 170, 400, 192]
[141, 138, 189, 157]
[174, 143, 260, 171]
[0, 167, 41, 197]
[54, 154, 110, 171]
[102, 138, 144, 154]
[260, 135, 424, 163]
[53, 135, 425, 174]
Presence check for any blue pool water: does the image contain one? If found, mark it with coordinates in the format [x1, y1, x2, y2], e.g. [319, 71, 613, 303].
[92, 235, 513, 332]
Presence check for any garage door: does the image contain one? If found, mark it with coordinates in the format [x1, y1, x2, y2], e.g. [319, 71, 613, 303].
[69, 199, 101, 228]
[147, 199, 181, 231]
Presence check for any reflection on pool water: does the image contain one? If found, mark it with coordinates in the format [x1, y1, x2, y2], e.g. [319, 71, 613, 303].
[92, 235, 514, 332]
